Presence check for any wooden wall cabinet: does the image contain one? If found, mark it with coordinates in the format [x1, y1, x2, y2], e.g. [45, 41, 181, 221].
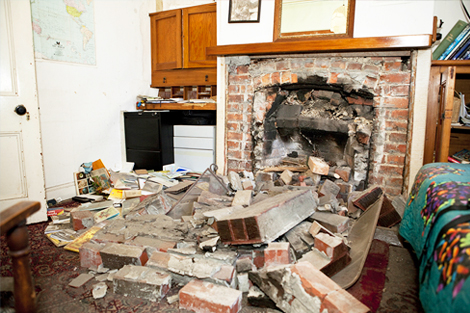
[150, 3, 217, 88]
[424, 61, 470, 164]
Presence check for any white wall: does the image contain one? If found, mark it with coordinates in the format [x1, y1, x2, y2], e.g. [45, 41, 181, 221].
[217, 0, 440, 45]
[434, 0, 470, 45]
[37, 0, 156, 200]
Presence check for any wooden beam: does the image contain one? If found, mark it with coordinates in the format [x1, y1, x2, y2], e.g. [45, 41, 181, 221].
[207, 34, 433, 57]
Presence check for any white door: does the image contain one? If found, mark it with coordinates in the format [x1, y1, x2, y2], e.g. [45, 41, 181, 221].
[0, 0, 47, 223]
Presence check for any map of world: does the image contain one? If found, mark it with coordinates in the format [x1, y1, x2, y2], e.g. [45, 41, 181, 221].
[31, 0, 96, 65]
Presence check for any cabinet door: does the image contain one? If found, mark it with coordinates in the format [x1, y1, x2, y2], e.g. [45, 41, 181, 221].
[150, 9, 182, 71]
[182, 3, 217, 68]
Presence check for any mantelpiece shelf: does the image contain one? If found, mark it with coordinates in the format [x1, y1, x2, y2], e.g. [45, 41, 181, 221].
[207, 34, 433, 57]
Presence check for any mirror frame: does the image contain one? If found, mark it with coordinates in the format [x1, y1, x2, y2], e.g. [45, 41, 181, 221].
[273, 0, 356, 42]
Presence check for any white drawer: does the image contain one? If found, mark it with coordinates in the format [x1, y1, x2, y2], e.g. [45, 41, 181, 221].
[174, 137, 215, 150]
[174, 125, 215, 138]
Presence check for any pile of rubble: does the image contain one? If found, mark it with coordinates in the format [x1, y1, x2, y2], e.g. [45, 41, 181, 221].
[63, 158, 405, 313]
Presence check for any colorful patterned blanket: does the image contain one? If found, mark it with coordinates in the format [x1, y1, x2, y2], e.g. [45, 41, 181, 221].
[400, 163, 470, 313]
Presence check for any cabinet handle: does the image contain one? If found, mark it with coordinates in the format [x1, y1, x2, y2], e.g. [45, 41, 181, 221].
[205, 75, 208, 82]
[163, 77, 166, 83]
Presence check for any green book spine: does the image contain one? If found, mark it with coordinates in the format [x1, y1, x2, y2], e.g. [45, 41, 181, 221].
[432, 20, 468, 60]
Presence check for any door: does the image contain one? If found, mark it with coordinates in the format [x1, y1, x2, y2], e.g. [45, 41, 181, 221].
[150, 9, 182, 71]
[0, 0, 47, 223]
[183, 3, 217, 68]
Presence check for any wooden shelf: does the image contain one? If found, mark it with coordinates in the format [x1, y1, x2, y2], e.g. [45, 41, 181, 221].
[207, 34, 432, 57]
[451, 125, 470, 130]
[140, 102, 216, 111]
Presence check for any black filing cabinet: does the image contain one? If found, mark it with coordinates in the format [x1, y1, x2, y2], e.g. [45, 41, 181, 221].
[124, 111, 174, 170]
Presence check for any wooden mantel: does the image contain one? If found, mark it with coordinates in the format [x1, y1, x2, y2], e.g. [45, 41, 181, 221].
[207, 34, 432, 57]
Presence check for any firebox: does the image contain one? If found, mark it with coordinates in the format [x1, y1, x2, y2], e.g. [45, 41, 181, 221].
[224, 54, 413, 196]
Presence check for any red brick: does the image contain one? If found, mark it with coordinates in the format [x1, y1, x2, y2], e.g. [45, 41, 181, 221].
[179, 280, 242, 313]
[382, 97, 409, 109]
[227, 113, 243, 122]
[276, 61, 289, 71]
[228, 95, 244, 103]
[212, 265, 237, 287]
[364, 64, 379, 73]
[386, 154, 405, 165]
[272, 72, 280, 84]
[227, 131, 243, 141]
[79, 242, 104, 269]
[331, 61, 346, 70]
[227, 140, 240, 149]
[387, 109, 409, 120]
[280, 71, 292, 84]
[228, 85, 239, 93]
[328, 72, 339, 84]
[227, 103, 240, 112]
[385, 121, 407, 133]
[91, 232, 125, 244]
[146, 250, 171, 271]
[290, 261, 340, 300]
[264, 242, 291, 267]
[390, 85, 410, 96]
[322, 288, 371, 313]
[228, 74, 250, 84]
[384, 61, 402, 71]
[237, 65, 249, 74]
[388, 132, 407, 143]
[379, 165, 404, 176]
[71, 210, 94, 231]
[227, 123, 239, 132]
[380, 73, 410, 84]
[228, 150, 242, 159]
[364, 76, 378, 89]
[252, 248, 265, 269]
[262, 73, 271, 86]
[314, 233, 348, 261]
[347, 63, 363, 71]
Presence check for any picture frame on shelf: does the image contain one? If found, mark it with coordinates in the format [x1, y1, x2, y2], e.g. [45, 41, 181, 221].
[228, 0, 261, 23]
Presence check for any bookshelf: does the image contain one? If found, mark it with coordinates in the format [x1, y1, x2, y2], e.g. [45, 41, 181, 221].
[424, 60, 470, 164]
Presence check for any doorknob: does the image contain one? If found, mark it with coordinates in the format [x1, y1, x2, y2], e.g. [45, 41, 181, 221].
[14, 105, 27, 116]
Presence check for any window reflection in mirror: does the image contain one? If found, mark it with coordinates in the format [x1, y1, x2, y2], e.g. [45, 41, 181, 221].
[274, 0, 355, 41]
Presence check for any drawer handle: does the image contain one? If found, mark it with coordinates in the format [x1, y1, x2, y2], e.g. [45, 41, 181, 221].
[163, 77, 166, 83]
[205, 75, 208, 82]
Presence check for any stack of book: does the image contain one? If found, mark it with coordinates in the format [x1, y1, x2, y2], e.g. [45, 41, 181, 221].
[433, 20, 470, 60]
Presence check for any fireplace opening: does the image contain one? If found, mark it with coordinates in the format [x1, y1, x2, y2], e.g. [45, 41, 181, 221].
[253, 75, 376, 188]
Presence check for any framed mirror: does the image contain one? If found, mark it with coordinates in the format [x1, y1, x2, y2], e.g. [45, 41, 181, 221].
[273, 0, 355, 42]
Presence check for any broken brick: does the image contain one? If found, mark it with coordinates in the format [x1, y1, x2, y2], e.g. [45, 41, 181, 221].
[179, 279, 242, 313]
[236, 257, 254, 273]
[215, 189, 317, 245]
[126, 236, 176, 255]
[352, 186, 383, 211]
[284, 221, 314, 258]
[280, 169, 294, 185]
[309, 211, 350, 234]
[319, 179, 340, 197]
[264, 242, 291, 267]
[322, 288, 370, 313]
[378, 195, 402, 227]
[335, 166, 351, 182]
[231, 190, 252, 207]
[79, 242, 104, 270]
[113, 265, 171, 301]
[100, 243, 148, 269]
[212, 264, 237, 288]
[308, 156, 329, 175]
[71, 210, 94, 231]
[314, 233, 348, 261]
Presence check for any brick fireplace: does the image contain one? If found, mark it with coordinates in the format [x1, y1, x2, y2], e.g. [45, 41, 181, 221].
[222, 53, 415, 197]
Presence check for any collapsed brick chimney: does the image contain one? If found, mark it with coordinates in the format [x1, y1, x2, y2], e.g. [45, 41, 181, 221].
[224, 54, 413, 196]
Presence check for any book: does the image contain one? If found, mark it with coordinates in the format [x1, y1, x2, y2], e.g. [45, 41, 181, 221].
[93, 206, 120, 223]
[64, 226, 102, 253]
[452, 149, 470, 164]
[433, 20, 468, 60]
[439, 23, 470, 60]
[448, 31, 470, 60]
[452, 37, 470, 60]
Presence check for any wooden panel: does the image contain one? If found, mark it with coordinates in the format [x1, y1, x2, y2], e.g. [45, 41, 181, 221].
[183, 3, 217, 68]
[449, 130, 470, 156]
[151, 68, 217, 87]
[423, 66, 441, 164]
[150, 9, 182, 71]
[207, 34, 432, 56]
[436, 66, 456, 162]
